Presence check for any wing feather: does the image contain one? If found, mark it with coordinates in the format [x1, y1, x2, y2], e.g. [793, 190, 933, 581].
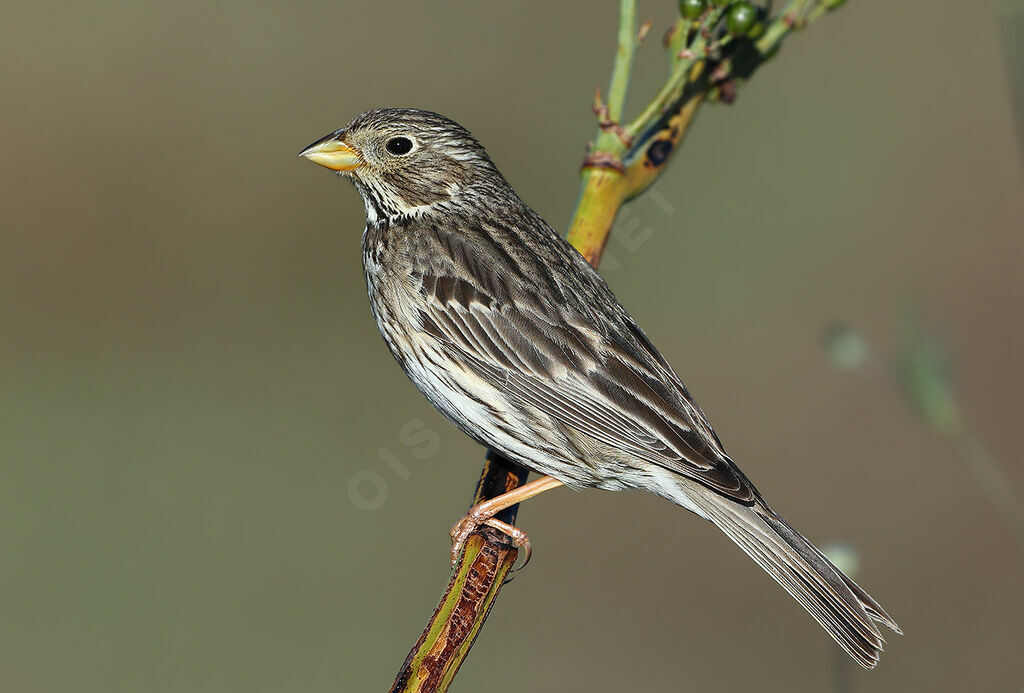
[417, 268, 756, 502]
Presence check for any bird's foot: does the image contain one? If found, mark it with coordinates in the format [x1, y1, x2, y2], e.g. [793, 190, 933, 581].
[445, 475, 562, 571]
[449, 512, 532, 570]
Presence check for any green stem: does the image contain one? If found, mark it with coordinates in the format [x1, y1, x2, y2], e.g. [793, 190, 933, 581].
[606, 0, 638, 124]
[754, 11, 797, 53]
[952, 430, 1024, 552]
[625, 55, 703, 140]
[665, 17, 686, 72]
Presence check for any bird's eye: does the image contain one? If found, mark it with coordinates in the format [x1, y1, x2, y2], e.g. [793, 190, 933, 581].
[385, 137, 414, 155]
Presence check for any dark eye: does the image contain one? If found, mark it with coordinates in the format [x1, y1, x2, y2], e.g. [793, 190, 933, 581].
[385, 136, 414, 155]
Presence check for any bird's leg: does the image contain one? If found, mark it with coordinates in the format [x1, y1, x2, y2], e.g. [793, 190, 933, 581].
[449, 475, 564, 569]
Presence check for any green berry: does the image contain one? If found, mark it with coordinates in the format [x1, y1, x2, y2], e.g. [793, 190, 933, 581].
[679, 0, 706, 19]
[725, 2, 758, 36]
[822, 0, 847, 8]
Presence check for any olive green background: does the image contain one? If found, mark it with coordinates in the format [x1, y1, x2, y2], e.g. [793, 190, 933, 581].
[2, 1, 1022, 691]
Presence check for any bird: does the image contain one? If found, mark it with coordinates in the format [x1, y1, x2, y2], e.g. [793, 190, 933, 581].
[299, 108, 900, 668]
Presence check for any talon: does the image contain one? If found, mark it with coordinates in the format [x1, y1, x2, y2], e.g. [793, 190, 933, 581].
[449, 516, 477, 568]
[484, 518, 533, 571]
[447, 514, 535, 570]
[443, 476, 563, 571]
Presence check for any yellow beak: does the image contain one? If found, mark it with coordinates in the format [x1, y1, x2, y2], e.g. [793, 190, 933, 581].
[299, 131, 363, 171]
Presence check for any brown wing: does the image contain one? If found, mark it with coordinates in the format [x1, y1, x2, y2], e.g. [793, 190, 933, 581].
[416, 269, 758, 503]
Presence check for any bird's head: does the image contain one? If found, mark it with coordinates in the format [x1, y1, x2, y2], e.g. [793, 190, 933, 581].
[300, 108, 510, 224]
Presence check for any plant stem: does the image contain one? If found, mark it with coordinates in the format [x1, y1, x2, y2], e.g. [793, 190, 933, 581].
[952, 430, 1024, 551]
[565, 168, 628, 265]
[387, 451, 526, 693]
[607, 0, 638, 124]
[625, 56, 701, 139]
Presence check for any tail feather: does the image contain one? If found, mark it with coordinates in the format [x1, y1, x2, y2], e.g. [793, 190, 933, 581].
[761, 511, 902, 635]
[683, 491, 900, 668]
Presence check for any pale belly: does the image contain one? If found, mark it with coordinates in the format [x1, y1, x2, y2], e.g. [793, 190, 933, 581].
[362, 258, 622, 489]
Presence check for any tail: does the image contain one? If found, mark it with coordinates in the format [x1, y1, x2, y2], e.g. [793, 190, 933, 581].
[678, 488, 902, 668]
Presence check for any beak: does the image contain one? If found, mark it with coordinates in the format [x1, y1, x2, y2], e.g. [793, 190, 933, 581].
[298, 129, 363, 172]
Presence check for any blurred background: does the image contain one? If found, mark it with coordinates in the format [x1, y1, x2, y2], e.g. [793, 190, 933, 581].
[2, 1, 1022, 691]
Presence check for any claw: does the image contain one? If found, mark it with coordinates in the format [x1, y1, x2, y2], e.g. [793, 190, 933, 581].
[448, 515, 478, 567]
[448, 513, 534, 570]
[444, 475, 563, 570]
[484, 518, 532, 571]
